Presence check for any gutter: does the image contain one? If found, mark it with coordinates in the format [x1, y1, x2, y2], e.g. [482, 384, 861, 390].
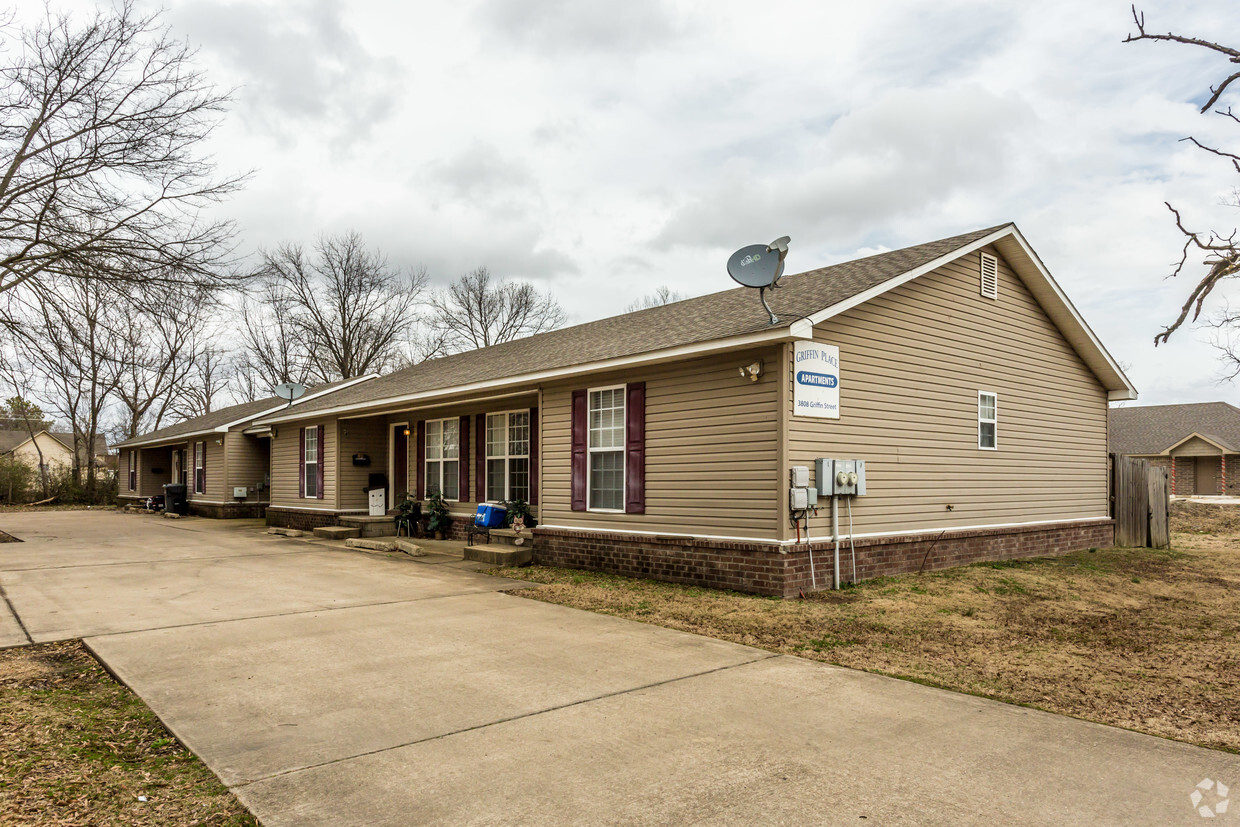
[253, 324, 813, 426]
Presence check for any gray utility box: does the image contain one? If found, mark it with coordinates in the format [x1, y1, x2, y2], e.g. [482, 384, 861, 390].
[816, 458, 867, 496]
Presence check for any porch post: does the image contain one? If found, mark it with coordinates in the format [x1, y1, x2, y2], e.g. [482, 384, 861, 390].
[1222, 454, 1227, 496]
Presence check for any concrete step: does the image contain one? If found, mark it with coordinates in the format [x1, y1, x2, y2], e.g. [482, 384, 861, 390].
[338, 515, 397, 538]
[463, 543, 533, 567]
[313, 525, 361, 540]
[266, 527, 305, 537]
[487, 528, 535, 548]
[344, 537, 426, 557]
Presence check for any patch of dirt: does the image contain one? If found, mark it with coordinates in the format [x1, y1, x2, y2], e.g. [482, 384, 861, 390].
[1171, 498, 1240, 534]
[496, 531, 1240, 754]
[0, 641, 258, 826]
[0, 529, 17, 543]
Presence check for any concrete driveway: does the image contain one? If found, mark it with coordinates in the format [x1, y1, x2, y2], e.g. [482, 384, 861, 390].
[1, 511, 1236, 825]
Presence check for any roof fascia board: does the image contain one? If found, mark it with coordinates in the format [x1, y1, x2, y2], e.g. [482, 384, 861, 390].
[255, 327, 807, 426]
[337, 389, 541, 422]
[1162, 432, 1228, 455]
[116, 431, 210, 450]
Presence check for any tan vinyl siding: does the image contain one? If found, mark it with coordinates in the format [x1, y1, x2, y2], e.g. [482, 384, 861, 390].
[186, 439, 226, 501]
[137, 445, 171, 497]
[338, 418, 388, 511]
[1170, 436, 1223, 457]
[270, 419, 338, 509]
[540, 348, 780, 538]
[225, 433, 270, 503]
[790, 246, 1109, 537]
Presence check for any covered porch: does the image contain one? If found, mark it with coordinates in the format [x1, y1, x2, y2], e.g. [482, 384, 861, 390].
[1167, 433, 1237, 497]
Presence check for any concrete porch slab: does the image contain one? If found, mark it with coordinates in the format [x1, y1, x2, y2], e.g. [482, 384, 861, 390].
[463, 543, 533, 567]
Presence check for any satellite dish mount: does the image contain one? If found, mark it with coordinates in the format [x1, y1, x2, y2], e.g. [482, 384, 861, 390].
[727, 236, 790, 325]
[274, 382, 307, 407]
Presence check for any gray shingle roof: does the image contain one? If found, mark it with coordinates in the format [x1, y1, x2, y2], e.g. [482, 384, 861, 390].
[1108, 402, 1240, 455]
[114, 377, 371, 449]
[269, 224, 1010, 420]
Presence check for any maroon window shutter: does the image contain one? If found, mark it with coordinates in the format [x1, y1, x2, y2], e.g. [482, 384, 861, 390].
[415, 420, 426, 499]
[298, 427, 306, 498]
[316, 425, 325, 499]
[475, 415, 486, 501]
[571, 390, 587, 511]
[625, 382, 645, 514]
[529, 406, 539, 505]
[459, 415, 471, 501]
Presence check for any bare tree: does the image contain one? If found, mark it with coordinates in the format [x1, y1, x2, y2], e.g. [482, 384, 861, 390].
[1126, 7, 1240, 349]
[251, 233, 426, 384]
[112, 285, 210, 439]
[12, 275, 123, 500]
[0, 338, 52, 497]
[235, 280, 311, 394]
[427, 267, 565, 352]
[0, 1, 244, 310]
[174, 345, 231, 418]
[624, 285, 683, 313]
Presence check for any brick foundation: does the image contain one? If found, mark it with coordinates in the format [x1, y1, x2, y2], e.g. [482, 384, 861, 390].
[533, 519, 1115, 598]
[188, 501, 267, 519]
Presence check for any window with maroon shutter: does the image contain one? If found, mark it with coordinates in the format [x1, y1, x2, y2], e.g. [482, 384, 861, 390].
[302, 427, 318, 498]
[315, 425, 324, 500]
[424, 418, 460, 500]
[459, 415, 470, 500]
[128, 451, 136, 491]
[193, 441, 206, 495]
[570, 390, 587, 511]
[584, 387, 625, 511]
[529, 407, 539, 505]
[624, 383, 645, 514]
[415, 421, 426, 499]
[475, 415, 486, 502]
[298, 427, 306, 498]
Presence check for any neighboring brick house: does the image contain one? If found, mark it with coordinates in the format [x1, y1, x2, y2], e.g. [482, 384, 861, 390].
[1109, 402, 1240, 497]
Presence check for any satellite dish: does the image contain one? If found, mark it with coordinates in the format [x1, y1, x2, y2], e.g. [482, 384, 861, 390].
[274, 383, 306, 405]
[727, 236, 791, 325]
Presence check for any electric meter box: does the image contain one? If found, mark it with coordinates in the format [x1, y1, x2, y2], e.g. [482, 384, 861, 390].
[816, 458, 867, 496]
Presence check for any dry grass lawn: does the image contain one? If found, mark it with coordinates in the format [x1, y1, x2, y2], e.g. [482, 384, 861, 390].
[497, 499, 1240, 753]
[0, 641, 257, 827]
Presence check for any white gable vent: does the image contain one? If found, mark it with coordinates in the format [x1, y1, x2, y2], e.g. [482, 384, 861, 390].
[979, 252, 998, 299]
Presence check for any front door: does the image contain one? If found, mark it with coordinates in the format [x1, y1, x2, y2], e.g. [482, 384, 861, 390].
[391, 423, 409, 508]
[1196, 456, 1220, 496]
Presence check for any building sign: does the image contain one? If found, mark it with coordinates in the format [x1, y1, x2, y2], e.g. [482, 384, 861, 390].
[793, 340, 840, 419]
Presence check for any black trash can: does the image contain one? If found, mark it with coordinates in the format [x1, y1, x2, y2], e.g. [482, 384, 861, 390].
[163, 483, 188, 516]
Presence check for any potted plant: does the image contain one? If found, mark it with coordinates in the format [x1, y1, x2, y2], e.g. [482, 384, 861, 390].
[393, 495, 421, 537]
[502, 498, 537, 532]
[426, 493, 451, 540]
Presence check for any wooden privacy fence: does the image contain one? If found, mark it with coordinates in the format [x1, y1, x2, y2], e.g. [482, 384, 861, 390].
[1110, 454, 1170, 548]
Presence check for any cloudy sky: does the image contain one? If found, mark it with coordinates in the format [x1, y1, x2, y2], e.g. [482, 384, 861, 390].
[31, 0, 1240, 405]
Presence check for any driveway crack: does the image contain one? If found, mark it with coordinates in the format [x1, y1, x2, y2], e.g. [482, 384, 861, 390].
[0, 579, 33, 645]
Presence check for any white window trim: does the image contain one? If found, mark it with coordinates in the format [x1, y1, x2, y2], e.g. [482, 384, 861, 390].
[485, 408, 531, 502]
[303, 428, 319, 499]
[978, 390, 998, 451]
[587, 384, 626, 513]
[193, 442, 205, 495]
[424, 417, 461, 502]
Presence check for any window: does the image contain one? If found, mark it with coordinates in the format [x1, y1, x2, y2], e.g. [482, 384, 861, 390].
[980, 252, 998, 299]
[193, 442, 205, 494]
[425, 418, 460, 500]
[486, 410, 530, 502]
[588, 387, 625, 510]
[303, 428, 318, 498]
[978, 391, 997, 450]
[128, 451, 136, 491]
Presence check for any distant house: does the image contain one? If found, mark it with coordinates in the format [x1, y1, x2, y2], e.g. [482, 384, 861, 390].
[0, 429, 110, 477]
[1109, 402, 1240, 497]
